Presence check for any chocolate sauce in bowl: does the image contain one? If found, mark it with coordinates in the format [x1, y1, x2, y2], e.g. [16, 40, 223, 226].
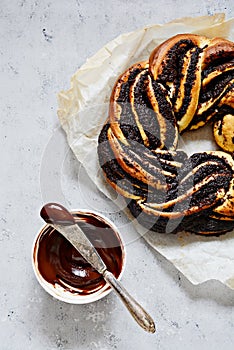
[34, 211, 124, 295]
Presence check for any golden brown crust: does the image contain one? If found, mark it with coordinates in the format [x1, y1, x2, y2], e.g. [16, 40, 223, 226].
[202, 37, 234, 67]
[213, 114, 234, 153]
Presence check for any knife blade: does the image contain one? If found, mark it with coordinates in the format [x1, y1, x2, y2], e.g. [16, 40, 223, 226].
[53, 222, 107, 275]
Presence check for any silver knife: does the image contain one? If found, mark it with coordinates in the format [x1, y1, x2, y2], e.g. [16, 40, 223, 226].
[40, 203, 156, 333]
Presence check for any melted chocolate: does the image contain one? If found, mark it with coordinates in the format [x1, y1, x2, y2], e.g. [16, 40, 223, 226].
[40, 203, 75, 226]
[35, 212, 123, 294]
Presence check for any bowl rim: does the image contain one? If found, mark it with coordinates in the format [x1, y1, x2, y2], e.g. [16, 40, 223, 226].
[32, 208, 126, 304]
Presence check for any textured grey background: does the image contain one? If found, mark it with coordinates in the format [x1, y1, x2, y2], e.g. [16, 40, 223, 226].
[1, 1, 234, 349]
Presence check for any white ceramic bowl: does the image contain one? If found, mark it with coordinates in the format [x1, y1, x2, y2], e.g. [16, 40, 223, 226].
[32, 209, 126, 304]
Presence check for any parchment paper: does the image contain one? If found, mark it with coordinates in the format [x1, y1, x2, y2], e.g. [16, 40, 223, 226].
[57, 14, 234, 289]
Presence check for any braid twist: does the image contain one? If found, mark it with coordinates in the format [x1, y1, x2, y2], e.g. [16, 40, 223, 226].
[98, 34, 234, 235]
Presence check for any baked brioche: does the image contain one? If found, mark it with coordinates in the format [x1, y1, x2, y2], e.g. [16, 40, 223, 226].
[98, 34, 234, 235]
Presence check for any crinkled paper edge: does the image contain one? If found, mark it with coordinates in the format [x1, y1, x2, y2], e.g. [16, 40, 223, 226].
[57, 14, 234, 289]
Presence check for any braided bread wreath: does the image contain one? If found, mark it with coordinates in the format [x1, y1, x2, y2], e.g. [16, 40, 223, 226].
[97, 34, 234, 235]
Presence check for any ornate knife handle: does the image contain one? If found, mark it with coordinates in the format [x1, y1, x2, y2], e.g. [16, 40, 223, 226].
[103, 270, 156, 333]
